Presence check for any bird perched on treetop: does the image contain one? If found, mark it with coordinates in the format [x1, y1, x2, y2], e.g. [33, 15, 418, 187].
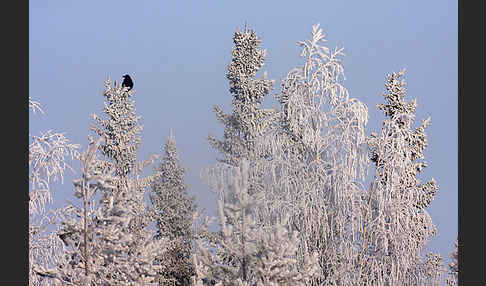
[122, 74, 134, 91]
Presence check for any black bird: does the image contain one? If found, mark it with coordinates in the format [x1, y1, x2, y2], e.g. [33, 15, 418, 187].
[122, 74, 134, 91]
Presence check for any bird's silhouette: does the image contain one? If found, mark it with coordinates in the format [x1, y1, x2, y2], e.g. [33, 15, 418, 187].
[122, 74, 134, 91]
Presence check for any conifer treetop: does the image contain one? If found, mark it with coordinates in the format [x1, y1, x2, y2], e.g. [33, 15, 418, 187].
[370, 69, 438, 209]
[154, 130, 186, 190]
[150, 130, 197, 285]
[91, 75, 142, 177]
[150, 130, 195, 240]
[209, 24, 279, 166]
[377, 69, 417, 120]
[227, 26, 274, 105]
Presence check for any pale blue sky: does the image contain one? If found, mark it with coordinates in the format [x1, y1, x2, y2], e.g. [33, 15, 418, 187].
[30, 0, 457, 270]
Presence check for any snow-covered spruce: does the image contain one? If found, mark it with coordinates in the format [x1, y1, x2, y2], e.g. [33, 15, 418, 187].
[194, 159, 320, 286]
[150, 131, 197, 285]
[208, 24, 278, 167]
[206, 25, 280, 215]
[36, 78, 167, 285]
[364, 69, 443, 285]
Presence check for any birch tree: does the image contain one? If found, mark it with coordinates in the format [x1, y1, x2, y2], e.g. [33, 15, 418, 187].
[253, 24, 370, 285]
[29, 97, 80, 286]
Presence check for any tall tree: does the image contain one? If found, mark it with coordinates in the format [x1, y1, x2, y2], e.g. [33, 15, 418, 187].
[89, 76, 154, 221]
[205, 24, 280, 235]
[150, 131, 196, 286]
[258, 24, 370, 285]
[208, 24, 278, 167]
[364, 69, 443, 285]
[36, 77, 164, 285]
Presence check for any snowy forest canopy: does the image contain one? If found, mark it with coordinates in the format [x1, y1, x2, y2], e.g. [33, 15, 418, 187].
[29, 24, 458, 286]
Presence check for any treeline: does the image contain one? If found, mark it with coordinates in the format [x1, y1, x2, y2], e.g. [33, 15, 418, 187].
[28, 24, 458, 286]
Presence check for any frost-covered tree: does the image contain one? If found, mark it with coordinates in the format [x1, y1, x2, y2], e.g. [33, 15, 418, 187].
[35, 136, 167, 285]
[91, 75, 142, 178]
[251, 216, 321, 286]
[29, 98, 80, 216]
[89, 76, 152, 218]
[208, 24, 279, 167]
[446, 239, 458, 286]
[205, 25, 281, 239]
[29, 97, 80, 286]
[34, 77, 166, 285]
[195, 159, 320, 286]
[253, 24, 369, 285]
[150, 131, 196, 286]
[197, 160, 264, 285]
[364, 69, 443, 285]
